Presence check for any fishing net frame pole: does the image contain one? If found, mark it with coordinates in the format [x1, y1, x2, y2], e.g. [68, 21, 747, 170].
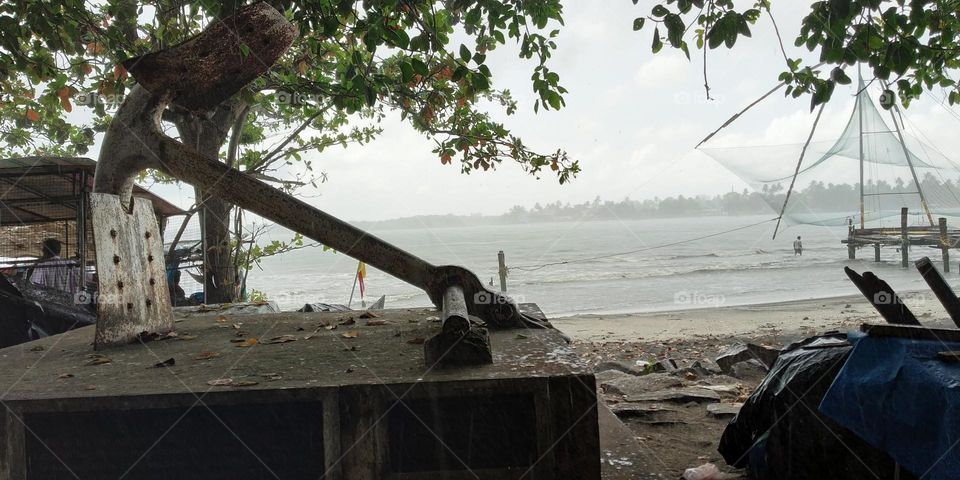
[694, 62, 826, 149]
[881, 79, 937, 227]
[772, 103, 827, 239]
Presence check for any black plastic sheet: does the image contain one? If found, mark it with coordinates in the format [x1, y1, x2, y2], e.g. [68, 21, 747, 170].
[718, 333, 914, 480]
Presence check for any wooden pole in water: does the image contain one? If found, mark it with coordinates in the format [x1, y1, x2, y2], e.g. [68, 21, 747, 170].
[901, 208, 909, 268]
[940, 217, 950, 273]
[497, 250, 507, 292]
[848, 218, 856, 260]
[875, 243, 881, 262]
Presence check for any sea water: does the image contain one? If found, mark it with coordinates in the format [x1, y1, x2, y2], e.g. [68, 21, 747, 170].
[246, 215, 940, 316]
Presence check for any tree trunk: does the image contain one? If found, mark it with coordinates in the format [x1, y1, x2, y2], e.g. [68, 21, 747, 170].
[173, 106, 244, 304]
[93, 2, 294, 308]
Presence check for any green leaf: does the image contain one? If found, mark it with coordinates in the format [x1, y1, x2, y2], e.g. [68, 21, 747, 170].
[830, 67, 851, 85]
[452, 65, 468, 81]
[399, 62, 414, 82]
[411, 58, 429, 76]
[664, 14, 684, 48]
[633, 17, 645, 31]
[459, 44, 471, 63]
[652, 26, 663, 53]
[472, 73, 490, 91]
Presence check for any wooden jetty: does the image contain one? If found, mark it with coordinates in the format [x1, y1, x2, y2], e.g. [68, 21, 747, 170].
[0, 306, 599, 479]
[843, 208, 960, 271]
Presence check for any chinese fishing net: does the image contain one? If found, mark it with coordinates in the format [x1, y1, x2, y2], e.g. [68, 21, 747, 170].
[700, 79, 960, 228]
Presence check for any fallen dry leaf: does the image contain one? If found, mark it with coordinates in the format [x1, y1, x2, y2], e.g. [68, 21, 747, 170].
[153, 358, 175, 368]
[215, 315, 228, 323]
[262, 373, 283, 381]
[207, 378, 234, 386]
[232, 380, 259, 387]
[514, 333, 529, 340]
[325, 324, 338, 330]
[29, 345, 44, 352]
[264, 335, 297, 344]
[194, 351, 220, 360]
[339, 316, 356, 326]
[407, 337, 426, 345]
[235, 338, 258, 347]
[178, 334, 198, 341]
[83, 385, 97, 391]
[341, 331, 360, 339]
[365, 319, 387, 326]
[58, 373, 74, 379]
[359, 311, 378, 319]
[85, 357, 112, 366]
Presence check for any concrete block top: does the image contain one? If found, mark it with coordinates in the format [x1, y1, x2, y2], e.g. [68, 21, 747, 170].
[0, 307, 588, 405]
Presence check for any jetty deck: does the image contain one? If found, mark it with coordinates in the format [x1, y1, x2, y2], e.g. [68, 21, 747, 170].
[842, 208, 960, 270]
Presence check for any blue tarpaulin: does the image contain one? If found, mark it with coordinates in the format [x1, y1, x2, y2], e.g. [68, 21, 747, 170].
[820, 331, 960, 480]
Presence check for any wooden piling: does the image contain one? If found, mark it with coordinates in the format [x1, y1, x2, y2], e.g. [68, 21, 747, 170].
[875, 243, 881, 262]
[848, 218, 856, 260]
[497, 250, 507, 292]
[901, 208, 909, 268]
[940, 217, 950, 273]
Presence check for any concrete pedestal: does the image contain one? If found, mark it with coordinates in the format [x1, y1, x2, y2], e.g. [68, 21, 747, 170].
[0, 307, 599, 479]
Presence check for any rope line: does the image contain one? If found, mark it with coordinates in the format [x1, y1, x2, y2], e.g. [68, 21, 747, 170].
[510, 217, 780, 272]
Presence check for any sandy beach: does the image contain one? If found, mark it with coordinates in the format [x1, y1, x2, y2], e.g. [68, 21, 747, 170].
[551, 290, 955, 478]
[551, 290, 951, 343]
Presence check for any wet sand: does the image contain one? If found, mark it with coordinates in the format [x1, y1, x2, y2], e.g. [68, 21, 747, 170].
[551, 290, 947, 343]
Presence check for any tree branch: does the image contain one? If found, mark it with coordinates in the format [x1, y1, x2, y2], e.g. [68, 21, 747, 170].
[249, 104, 331, 172]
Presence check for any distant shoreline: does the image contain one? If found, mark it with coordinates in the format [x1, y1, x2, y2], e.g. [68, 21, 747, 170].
[351, 212, 789, 230]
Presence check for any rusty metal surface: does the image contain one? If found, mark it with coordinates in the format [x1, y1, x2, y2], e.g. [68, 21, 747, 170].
[153, 133, 547, 332]
[90, 193, 173, 348]
[101, 1, 548, 344]
[122, 2, 296, 111]
[441, 285, 469, 335]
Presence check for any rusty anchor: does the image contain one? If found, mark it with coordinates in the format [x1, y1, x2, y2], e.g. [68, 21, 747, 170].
[92, 2, 551, 363]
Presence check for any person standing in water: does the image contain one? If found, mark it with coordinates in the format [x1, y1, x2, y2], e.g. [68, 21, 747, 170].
[793, 236, 803, 256]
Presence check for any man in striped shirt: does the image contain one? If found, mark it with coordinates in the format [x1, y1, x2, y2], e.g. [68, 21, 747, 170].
[29, 238, 83, 293]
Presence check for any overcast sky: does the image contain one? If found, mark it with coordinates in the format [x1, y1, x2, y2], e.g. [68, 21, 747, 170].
[120, 1, 960, 222]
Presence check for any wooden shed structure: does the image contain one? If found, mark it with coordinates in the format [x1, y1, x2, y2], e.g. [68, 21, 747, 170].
[0, 156, 184, 272]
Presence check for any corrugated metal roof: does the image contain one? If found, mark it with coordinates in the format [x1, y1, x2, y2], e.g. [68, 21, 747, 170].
[0, 157, 185, 225]
[0, 156, 95, 171]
